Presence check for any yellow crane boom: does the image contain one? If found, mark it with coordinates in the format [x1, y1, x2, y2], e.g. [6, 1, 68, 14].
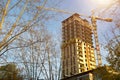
[37, 6, 112, 67]
[0, 2, 112, 67]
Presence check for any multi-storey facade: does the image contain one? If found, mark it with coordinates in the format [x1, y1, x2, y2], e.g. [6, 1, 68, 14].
[61, 13, 96, 78]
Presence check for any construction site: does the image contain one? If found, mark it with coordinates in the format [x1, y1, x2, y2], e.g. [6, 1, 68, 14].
[61, 13, 112, 80]
[0, 0, 120, 80]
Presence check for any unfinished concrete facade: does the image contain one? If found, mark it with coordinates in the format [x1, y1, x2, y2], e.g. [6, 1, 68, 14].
[61, 13, 96, 78]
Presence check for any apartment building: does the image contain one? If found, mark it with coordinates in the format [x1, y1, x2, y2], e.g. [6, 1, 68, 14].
[61, 13, 96, 78]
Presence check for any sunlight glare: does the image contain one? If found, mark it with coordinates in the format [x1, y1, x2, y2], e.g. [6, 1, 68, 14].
[92, 0, 113, 6]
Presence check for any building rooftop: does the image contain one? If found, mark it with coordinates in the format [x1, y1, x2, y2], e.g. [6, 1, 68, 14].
[62, 13, 80, 23]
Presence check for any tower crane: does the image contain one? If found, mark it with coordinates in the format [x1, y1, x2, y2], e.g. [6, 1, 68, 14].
[90, 11, 112, 67]
[0, 1, 112, 66]
[37, 6, 112, 67]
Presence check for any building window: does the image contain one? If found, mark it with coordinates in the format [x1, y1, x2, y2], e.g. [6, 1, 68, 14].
[84, 47, 86, 49]
[81, 70, 82, 72]
[87, 68, 88, 70]
[84, 43, 85, 45]
[74, 67, 76, 73]
[67, 69, 68, 75]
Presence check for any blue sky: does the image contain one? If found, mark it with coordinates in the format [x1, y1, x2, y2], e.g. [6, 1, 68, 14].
[46, 0, 114, 65]
[0, 0, 114, 66]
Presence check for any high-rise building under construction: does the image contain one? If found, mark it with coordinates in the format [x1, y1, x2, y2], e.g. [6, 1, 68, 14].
[61, 13, 96, 78]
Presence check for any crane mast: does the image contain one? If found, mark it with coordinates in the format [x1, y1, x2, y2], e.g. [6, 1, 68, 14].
[0, 3, 112, 67]
[37, 6, 112, 67]
[91, 16, 102, 66]
[91, 11, 112, 66]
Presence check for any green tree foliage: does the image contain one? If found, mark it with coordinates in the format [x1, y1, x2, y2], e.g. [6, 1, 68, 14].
[94, 66, 120, 80]
[0, 63, 22, 80]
